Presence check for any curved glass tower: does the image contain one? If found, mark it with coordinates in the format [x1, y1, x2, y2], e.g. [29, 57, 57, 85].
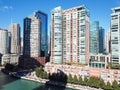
[23, 10, 48, 57]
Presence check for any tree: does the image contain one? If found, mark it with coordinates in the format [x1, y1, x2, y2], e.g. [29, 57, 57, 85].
[104, 82, 112, 90]
[35, 66, 43, 77]
[42, 71, 47, 79]
[73, 75, 78, 84]
[87, 76, 100, 88]
[35, 67, 40, 77]
[67, 74, 73, 83]
[99, 79, 105, 89]
[83, 76, 88, 86]
[112, 80, 118, 89]
[78, 75, 83, 85]
[5, 63, 15, 71]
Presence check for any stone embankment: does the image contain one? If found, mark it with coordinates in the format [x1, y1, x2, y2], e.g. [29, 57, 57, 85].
[21, 72, 103, 90]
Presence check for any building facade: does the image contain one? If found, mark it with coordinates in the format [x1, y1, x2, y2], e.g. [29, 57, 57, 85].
[23, 11, 48, 57]
[90, 21, 99, 54]
[1, 53, 19, 65]
[9, 23, 21, 54]
[111, 7, 120, 64]
[51, 6, 63, 64]
[99, 27, 105, 53]
[89, 53, 110, 69]
[105, 30, 111, 54]
[23, 16, 41, 57]
[35, 11, 48, 56]
[51, 5, 90, 64]
[0, 29, 8, 55]
[45, 63, 120, 84]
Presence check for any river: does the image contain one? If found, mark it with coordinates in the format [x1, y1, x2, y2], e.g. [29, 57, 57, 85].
[0, 72, 75, 90]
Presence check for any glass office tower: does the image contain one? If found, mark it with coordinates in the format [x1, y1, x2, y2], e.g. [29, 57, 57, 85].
[90, 21, 99, 54]
[99, 27, 105, 53]
[23, 11, 48, 57]
[35, 11, 48, 56]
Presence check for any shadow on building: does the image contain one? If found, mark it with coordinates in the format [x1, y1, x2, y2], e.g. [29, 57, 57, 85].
[18, 55, 46, 69]
[0, 53, 3, 63]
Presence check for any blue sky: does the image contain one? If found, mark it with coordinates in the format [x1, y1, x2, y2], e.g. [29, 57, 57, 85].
[0, 0, 120, 36]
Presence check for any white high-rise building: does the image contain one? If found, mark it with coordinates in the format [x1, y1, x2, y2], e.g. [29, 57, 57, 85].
[111, 7, 120, 64]
[51, 6, 63, 64]
[0, 28, 8, 55]
[9, 23, 20, 54]
[51, 5, 90, 64]
[105, 30, 111, 54]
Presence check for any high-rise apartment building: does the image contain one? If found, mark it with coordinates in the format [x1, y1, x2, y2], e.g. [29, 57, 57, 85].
[23, 11, 48, 57]
[0, 28, 8, 55]
[90, 21, 99, 54]
[51, 7, 63, 64]
[9, 23, 20, 54]
[23, 16, 41, 57]
[111, 7, 120, 64]
[51, 5, 90, 64]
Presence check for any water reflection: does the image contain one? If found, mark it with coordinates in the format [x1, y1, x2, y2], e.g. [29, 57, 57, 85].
[0, 72, 73, 90]
[33, 84, 67, 90]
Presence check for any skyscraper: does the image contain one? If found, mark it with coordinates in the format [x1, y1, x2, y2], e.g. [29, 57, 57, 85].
[90, 21, 99, 54]
[51, 6, 63, 64]
[105, 30, 111, 54]
[0, 28, 8, 55]
[51, 5, 90, 64]
[99, 27, 105, 53]
[9, 23, 20, 54]
[23, 11, 48, 57]
[111, 7, 120, 64]
[90, 21, 105, 54]
[23, 16, 41, 57]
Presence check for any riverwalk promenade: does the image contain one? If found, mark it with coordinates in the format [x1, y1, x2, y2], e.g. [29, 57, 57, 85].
[21, 72, 103, 90]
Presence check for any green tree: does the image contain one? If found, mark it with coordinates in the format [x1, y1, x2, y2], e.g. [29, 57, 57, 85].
[83, 76, 88, 86]
[73, 75, 78, 84]
[42, 71, 48, 79]
[35, 66, 43, 77]
[87, 76, 100, 88]
[67, 74, 73, 83]
[78, 75, 83, 85]
[99, 79, 106, 89]
[112, 80, 118, 89]
[35, 67, 40, 77]
[104, 82, 112, 90]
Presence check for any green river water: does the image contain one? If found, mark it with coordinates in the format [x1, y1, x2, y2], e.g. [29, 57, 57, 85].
[0, 72, 75, 90]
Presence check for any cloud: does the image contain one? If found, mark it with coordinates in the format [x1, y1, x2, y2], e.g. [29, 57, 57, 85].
[3, 6, 13, 10]
[0, 5, 13, 12]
